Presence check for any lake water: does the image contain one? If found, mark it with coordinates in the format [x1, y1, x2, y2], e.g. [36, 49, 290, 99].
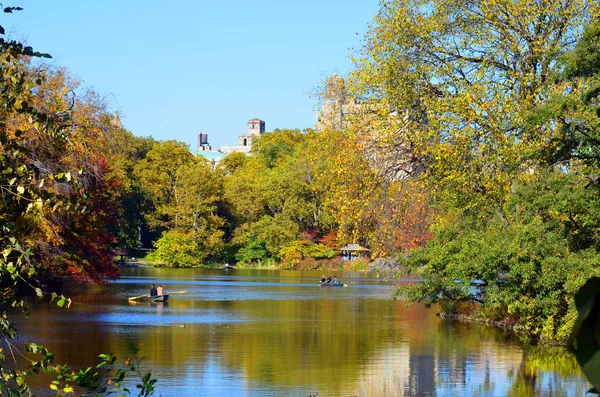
[12, 267, 589, 396]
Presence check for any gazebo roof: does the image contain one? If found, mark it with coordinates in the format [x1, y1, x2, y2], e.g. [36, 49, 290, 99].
[112, 248, 128, 256]
[337, 244, 369, 252]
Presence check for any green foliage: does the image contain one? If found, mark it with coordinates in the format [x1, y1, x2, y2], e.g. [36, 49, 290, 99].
[279, 240, 336, 268]
[134, 141, 229, 264]
[334, 0, 600, 345]
[225, 129, 340, 263]
[132, 140, 196, 230]
[147, 230, 204, 267]
[218, 151, 247, 175]
[0, 342, 156, 396]
[527, 17, 600, 168]
[107, 130, 156, 249]
[234, 238, 270, 264]
[398, 170, 600, 341]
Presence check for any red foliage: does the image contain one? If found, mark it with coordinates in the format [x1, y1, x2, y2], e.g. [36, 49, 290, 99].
[318, 231, 338, 248]
[45, 154, 122, 283]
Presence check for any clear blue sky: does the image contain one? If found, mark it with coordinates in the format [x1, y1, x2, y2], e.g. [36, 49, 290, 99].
[6, 1, 380, 150]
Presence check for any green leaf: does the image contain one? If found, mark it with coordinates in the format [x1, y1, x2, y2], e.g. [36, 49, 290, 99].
[16, 186, 24, 194]
[35, 288, 43, 298]
[128, 343, 139, 354]
[0, 25, 5, 35]
[56, 296, 66, 307]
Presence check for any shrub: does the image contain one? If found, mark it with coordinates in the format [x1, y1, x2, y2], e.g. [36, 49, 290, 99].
[148, 230, 203, 267]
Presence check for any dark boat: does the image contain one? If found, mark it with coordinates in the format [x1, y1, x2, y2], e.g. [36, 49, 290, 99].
[151, 294, 169, 302]
[318, 283, 347, 287]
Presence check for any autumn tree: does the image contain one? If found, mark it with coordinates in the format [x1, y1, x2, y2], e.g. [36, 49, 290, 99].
[0, 7, 159, 395]
[224, 129, 337, 266]
[133, 140, 197, 231]
[134, 141, 228, 265]
[106, 129, 157, 249]
[1, 52, 128, 284]
[347, 0, 595, 213]
[367, 2, 600, 342]
[528, 12, 600, 169]
[311, 127, 433, 256]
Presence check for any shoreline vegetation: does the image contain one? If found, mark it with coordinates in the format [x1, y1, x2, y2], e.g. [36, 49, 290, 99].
[124, 256, 404, 273]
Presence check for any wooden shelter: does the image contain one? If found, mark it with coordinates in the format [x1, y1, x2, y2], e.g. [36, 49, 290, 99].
[338, 244, 370, 261]
[112, 248, 129, 265]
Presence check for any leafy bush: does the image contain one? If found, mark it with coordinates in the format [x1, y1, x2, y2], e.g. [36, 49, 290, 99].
[279, 240, 337, 268]
[234, 238, 271, 264]
[148, 230, 203, 267]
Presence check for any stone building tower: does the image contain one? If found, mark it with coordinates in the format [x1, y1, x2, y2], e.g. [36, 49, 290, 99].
[237, 118, 265, 147]
[219, 118, 266, 154]
[247, 118, 265, 135]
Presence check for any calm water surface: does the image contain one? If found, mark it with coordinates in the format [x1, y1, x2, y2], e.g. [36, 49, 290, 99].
[13, 268, 589, 396]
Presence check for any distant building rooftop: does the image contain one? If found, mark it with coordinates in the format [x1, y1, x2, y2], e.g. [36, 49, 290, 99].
[338, 244, 370, 252]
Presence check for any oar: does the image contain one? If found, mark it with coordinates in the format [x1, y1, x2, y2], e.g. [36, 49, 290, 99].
[166, 290, 187, 294]
[128, 294, 150, 301]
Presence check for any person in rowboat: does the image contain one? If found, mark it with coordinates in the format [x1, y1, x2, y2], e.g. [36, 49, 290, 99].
[320, 275, 327, 284]
[157, 284, 164, 295]
[326, 276, 332, 284]
[150, 284, 157, 296]
[332, 275, 339, 285]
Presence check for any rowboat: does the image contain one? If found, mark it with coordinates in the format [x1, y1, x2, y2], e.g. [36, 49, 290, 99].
[128, 290, 186, 302]
[318, 283, 347, 287]
[151, 294, 169, 302]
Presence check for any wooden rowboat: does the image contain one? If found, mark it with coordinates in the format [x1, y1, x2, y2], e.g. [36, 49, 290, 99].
[151, 294, 169, 302]
[128, 290, 186, 302]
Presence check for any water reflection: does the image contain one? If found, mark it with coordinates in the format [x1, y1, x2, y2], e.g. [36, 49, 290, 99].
[11, 268, 589, 396]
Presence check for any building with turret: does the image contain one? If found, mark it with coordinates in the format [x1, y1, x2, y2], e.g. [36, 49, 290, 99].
[220, 118, 265, 154]
[194, 118, 266, 167]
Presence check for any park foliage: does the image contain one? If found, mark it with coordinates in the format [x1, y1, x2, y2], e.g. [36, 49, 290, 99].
[344, 0, 600, 345]
[0, 6, 157, 395]
[2, 1, 600, 394]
